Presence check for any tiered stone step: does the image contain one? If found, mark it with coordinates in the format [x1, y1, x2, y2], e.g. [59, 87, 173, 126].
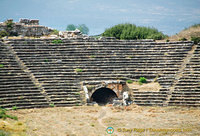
[0, 45, 49, 109]
[132, 89, 169, 106]
[1, 39, 195, 107]
[169, 44, 200, 106]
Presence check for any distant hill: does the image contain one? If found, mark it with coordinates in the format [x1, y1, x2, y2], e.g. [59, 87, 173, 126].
[168, 24, 200, 42]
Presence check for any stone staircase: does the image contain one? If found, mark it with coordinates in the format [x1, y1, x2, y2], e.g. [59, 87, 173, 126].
[0, 38, 198, 108]
[168, 43, 200, 106]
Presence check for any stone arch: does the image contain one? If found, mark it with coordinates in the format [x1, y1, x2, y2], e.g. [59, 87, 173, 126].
[91, 87, 118, 105]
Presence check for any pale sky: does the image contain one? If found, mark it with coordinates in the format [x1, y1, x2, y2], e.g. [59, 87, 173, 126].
[0, 0, 200, 35]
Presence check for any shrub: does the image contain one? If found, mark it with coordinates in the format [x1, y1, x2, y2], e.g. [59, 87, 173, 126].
[52, 39, 62, 44]
[75, 69, 83, 72]
[0, 30, 8, 38]
[179, 37, 187, 41]
[49, 104, 55, 107]
[191, 37, 200, 44]
[102, 23, 167, 40]
[166, 39, 170, 42]
[139, 77, 147, 84]
[126, 80, 133, 84]
[0, 108, 18, 120]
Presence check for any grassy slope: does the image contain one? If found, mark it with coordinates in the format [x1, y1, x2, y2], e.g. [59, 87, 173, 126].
[168, 24, 200, 41]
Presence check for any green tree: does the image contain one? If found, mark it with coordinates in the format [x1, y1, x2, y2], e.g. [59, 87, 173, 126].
[77, 24, 89, 34]
[66, 24, 76, 31]
[5, 20, 16, 36]
[66, 24, 89, 35]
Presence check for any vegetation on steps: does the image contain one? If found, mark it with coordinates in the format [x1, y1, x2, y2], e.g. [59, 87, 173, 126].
[52, 39, 63, 44]
[102, 23, 167, 40]
[139, 77, 147, 85]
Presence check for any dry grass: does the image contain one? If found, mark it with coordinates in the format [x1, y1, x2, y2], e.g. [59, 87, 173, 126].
[168, 26, 200, 41]
[0, 105, 199, 136]
[127, 82, 161, 92]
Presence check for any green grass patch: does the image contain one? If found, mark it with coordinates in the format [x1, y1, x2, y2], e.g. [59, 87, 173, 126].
[11, 106, 18, 110]
[0, 130, 11, 136]
[90, 55, 96, 58]
[52, 39, 62, 44]
[49, 104, 55, 107]
[0, 108, 18, 120]
[128, 56, 133, 58]
[75, 92, 80, 95]
[126, 80, 133, 84]
[75, 68, 83, 72]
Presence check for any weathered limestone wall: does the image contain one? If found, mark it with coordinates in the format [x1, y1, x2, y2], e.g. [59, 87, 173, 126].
[0, 19, 52, 37]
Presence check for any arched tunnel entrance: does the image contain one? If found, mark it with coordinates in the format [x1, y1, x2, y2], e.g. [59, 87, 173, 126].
[91, 87, 118, 105]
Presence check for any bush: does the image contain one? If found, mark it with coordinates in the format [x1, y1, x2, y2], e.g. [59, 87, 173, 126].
[0, 31, 8, 38]
[126, 80, 133, 84]
[139, 77, 147, 84]
[166, 39, 170, 42]
[102, 23, 167, 40]
[191, 37, 200, 44]
[52, 39, 62, 44]
[179, 37, 187, 41]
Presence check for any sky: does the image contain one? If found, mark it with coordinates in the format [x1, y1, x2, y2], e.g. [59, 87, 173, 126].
[0, 0, 200, 36]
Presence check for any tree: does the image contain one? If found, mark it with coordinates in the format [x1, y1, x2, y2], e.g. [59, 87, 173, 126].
[77, 24, 89, 35]
[66, 24, 76, 31]
[66, 24, 89, 35]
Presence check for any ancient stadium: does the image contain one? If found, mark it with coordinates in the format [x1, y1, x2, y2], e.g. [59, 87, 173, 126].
[0, 19, 200, 136]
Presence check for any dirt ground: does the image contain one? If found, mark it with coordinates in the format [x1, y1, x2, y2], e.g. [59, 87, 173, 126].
[127, 82, 161, 92]
[1, 104, 200, 136]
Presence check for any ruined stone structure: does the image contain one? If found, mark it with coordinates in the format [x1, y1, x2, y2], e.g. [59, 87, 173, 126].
[0, 19, 52, 37]
[0, 38, 200, 109]
[59, 29, 88, 39]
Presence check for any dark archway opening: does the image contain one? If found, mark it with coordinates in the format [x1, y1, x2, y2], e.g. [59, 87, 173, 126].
[91, 88, 118, 105]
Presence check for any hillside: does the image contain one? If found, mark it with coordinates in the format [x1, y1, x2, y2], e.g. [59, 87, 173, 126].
[168, 24, 200, 42]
